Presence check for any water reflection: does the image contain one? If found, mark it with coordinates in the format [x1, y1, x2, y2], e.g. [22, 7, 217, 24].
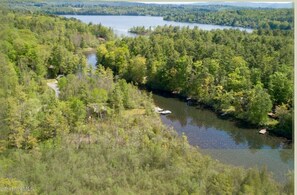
[199, 149, 293, 182]
[62, 15, 253, 38]
[153, 94, 290, 150]
[86, 53, 97, 68]
[152, 93, 293, 181]
[85, 49, 293, 182]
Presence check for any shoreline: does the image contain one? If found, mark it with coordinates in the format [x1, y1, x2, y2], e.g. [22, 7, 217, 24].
[84, 50, 292, 143]
[143, 86, 292, 142]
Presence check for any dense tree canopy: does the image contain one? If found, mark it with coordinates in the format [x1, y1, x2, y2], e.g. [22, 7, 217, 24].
[4, 1, 293, 30]
[97, 25, 293, 138]
[0, 7, 293, 194]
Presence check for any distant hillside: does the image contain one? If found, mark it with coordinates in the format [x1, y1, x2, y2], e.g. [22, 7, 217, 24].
[2, 1, 294, 30]
[1, 0, 293, 8]
[195, 2, 293, 9]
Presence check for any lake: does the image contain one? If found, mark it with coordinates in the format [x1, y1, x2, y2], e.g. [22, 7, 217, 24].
[62, 15, 253, 37]
[76, 15, 292, 182]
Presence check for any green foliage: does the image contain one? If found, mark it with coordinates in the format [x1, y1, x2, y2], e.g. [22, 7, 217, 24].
[0, 113, 288, 194]
[97, 42, 130, 76]
[0, 7, 293, 195]
[269, 71, 293, 105]
[109, 79, 141, 112]
[38, 102, 70, 141]
[48, 45, 80, 77]
[126, 55, 147, 84]
[283, 171, 294, 195]
[0, 7, 113, 79]
[226, 57, 251, 91]
[236, 83, 272, 125]
[164, 8, 293, 30]
[88, 88, 108, 104]
[69, 98, 86, 120]
[272, 104, 293, 138]
[129, 26, 153, 35]
[110, 84, 124, 112]
[0, 53, 18, 97]
[0, 177, 32, 194]
[238, 168, 279, 195]
[96, 25, 293, 133]
[7, 1, 292, 30]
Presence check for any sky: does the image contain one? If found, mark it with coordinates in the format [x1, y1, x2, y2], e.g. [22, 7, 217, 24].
[137, 1, 293, 8]
[139, 1, 292, 4]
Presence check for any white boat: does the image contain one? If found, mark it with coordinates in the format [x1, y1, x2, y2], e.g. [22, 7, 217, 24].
[160, 110, 172, 115]
[259, 129, 267, 134]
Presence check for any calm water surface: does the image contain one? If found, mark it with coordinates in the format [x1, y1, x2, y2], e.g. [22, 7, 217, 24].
[62, 15, 253, 37]
[86, 52, 293, 182]
[152, 94, 293, 182]
[79, 15, 293, 182]
[86, 53, 97, 68]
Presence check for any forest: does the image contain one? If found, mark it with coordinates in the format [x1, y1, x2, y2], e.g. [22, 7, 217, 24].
[96, 25, 294, 139]
[0, 6, 294, 194]
[4, 0, 294, 30]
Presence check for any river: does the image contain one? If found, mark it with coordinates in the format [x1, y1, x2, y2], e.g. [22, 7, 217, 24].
[86, 50, 293, 182]
[72, 15, 293, 182]
[153, 93, 293, 182]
